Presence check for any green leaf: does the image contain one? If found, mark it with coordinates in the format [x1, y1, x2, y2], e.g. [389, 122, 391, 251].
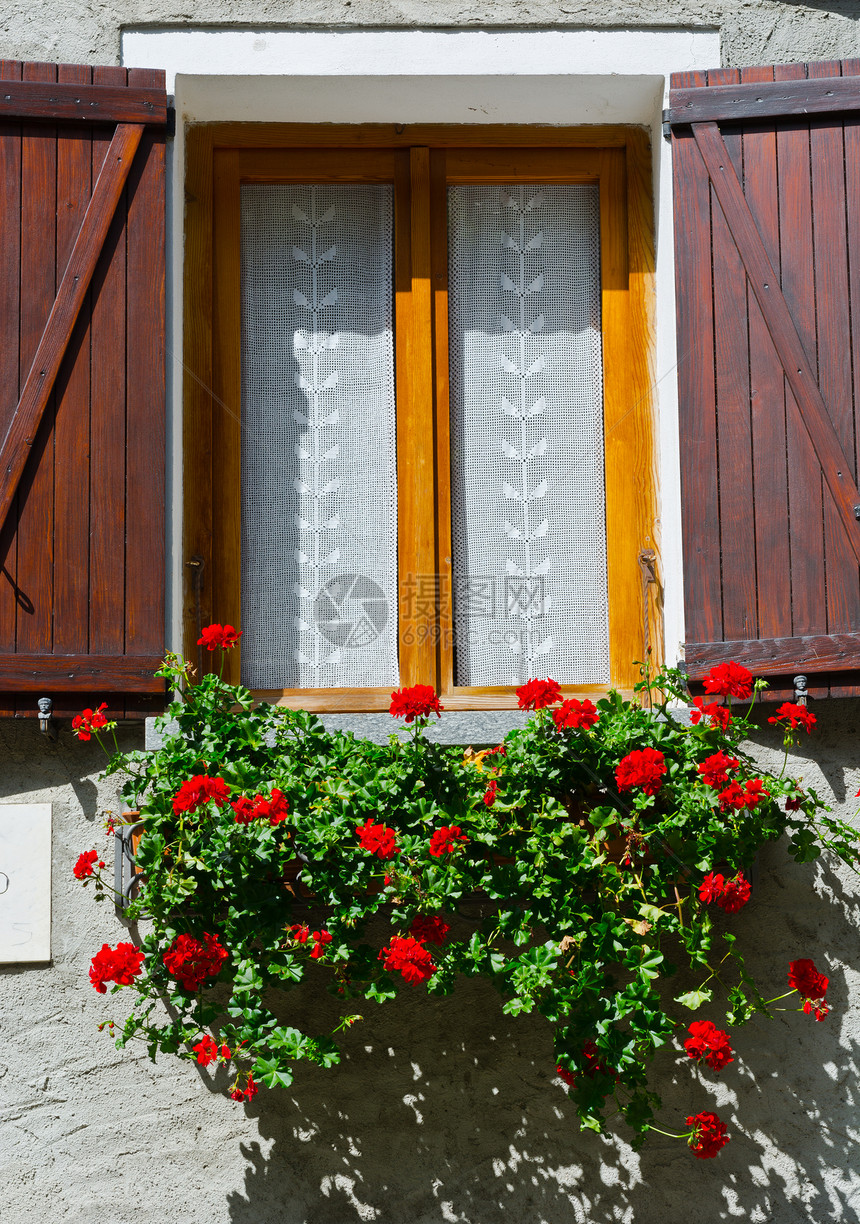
[674, 987, 713, 1010]
[253, 1056, 294, 1089]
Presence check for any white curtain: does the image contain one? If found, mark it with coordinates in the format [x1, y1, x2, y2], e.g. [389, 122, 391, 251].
[448, 184, 609, 687]
[240, 184, 399, 689]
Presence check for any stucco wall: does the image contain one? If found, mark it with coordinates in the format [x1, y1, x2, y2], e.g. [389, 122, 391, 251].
[3, 0, 860, 73]
[2, 710, 860, 1222]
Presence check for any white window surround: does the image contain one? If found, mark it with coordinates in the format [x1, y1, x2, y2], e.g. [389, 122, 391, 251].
[122, 26, 720, 728]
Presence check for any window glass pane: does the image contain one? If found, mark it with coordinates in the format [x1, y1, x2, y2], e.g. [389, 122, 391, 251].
[448, 184, 609, 687]
[240, 184, 398, 689]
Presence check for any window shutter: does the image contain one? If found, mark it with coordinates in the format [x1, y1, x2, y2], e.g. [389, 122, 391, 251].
[668, 60, 860, 699]
[0, 60, 167, 716]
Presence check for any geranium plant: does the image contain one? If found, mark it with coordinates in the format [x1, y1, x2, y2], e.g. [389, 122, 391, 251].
[74, 632, 858, 1153]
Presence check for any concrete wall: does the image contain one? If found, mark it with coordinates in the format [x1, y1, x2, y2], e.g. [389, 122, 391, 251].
[4, 0, 860, 74]
[3, 2, 860, 1220]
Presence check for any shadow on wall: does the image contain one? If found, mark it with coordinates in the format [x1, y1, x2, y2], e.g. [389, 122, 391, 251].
[223, 843, 860, 1220]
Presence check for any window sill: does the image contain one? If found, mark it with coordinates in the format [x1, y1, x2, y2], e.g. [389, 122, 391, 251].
[145, 710, 531, 749]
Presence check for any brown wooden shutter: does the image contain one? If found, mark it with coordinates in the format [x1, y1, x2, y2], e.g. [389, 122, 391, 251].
[668, 60, 860, 699]
[0, 60, 167, 717]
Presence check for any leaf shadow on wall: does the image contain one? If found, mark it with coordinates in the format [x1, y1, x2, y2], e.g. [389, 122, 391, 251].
[223, 834, 860, 1224]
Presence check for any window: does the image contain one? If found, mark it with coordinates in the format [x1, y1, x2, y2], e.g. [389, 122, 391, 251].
[184, 125, 657, 710]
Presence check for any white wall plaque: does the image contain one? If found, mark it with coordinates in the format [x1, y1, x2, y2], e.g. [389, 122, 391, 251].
[0, 803, 52, 963]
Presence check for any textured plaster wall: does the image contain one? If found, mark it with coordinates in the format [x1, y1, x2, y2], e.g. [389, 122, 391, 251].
[4, 0, 860, 74]
[2, 710, 860, 1223]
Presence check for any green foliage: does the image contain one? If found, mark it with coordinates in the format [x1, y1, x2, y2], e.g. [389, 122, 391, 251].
[82, 655, 858, 1143]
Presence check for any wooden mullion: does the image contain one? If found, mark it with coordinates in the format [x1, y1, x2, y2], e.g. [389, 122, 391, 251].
[397, 147, 436, 689]
[430, 150, 454, 697]
[600, 146, 643, 692]
[623, 128, 660, 678]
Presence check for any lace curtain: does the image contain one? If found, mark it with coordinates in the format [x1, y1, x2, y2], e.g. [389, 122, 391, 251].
[448, 184, 609, 687]
[240, 184, 399, 689]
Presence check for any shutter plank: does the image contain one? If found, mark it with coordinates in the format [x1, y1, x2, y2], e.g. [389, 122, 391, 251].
[772, 63, 826, 691]
[124, 68, 165, 666]
[0, 61, 21, 713]
[17, 61, 58, 666]
[89, 67, 128, 662]
[739, 65, 793, 642]
[709, 70, 758, 642]
[674, 73, 722, 646]
[686, 632, 860, 676]
[808, 62, 860, 641]
[0, 80, 167, 126]
[52, 62, 92, 665]
[0, 654, 164, 691]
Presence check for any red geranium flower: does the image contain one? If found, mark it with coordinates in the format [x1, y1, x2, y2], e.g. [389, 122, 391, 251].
[192, 1035, 225, 1067]
[683, 1021, 734, 1071]
[701, 661, 754, 701]
[768, 701, 816, 733]
[173, 775, 231, 815]
[697, 751, 740, 790]
[89, 942, 145, 993]
[232, 788, 289, 826]
[310, 929, 333, 960]
[429, 825, 469, 857]
[698, 871, 751, 913]
[73, 849, 99, 879]
[197, 623, 242, 651]
[72, 702, 109, 741]
[288, 923, 311, 944]
[409, 915, 451, 945]
[686, 1111, 730, 1158]
[389, 684, 443, 722]
[615, 747, 667, 796]
[788, 958, 830, 1020]
[230, 1073, 259, 1103]
[742, 779, 769, 808]
[556, 1041, 614, 1087]
[552, 698, 599, 731]
[356, 818, 400, 860]
[516, 677, 562, 711]
[163, 932, 228, 992]
[483, 779, 498, 807]
[690, 697, 732, 730]
[717, 779, 769, 813]
[379, 935, 437, 984]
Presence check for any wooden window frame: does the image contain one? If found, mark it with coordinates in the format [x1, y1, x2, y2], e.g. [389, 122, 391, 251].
[184, 123, 657, 710]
